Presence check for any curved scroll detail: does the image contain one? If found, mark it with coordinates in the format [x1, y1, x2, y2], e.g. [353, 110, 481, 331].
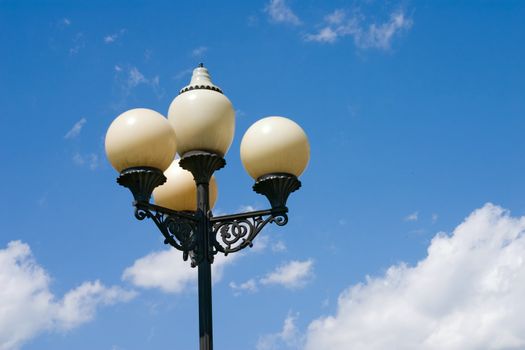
[211, 211, 288, 255]
[134, 204, 198, 261]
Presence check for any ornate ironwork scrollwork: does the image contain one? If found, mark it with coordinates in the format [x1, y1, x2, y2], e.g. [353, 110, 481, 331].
[132, 202, 289, 263]
[134, 202, 198, 262]
[211, 209, 288, 255]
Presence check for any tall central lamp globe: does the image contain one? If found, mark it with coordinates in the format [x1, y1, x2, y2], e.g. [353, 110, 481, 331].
[167, 65, 235, 157]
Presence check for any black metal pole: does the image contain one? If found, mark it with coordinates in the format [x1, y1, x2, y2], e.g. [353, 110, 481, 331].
[165, 151, 224, 350]
[196, 180, 213, 350]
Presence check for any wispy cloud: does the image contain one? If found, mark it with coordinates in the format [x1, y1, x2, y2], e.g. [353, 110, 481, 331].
[144, 49, 153, 61]
[265, 0, 301, 26]
[64, 118, 86, 139]
[325, 9, 346, 25]
[251, 235, 270, 252]
[0, 241, 135, 349]
[305, 9, 412, 50]
[69, 32, 85, 55]
[272, 240, 287, 252]
[247, 15, 260, 27]
[104, 29, 126, 44]
[191, 46, 208, 57]
[249, 234, 286, 253]
[257, 313, 302, 350]
[306, 27, 338, 43]
[173, 68, 193, 81]
[431, 213, 439, 223]
[113, 65, 163, 105]
[72, 153, 99, 170]
[56, 18, 72, 30]
[128, 66, 148, 87]
[229, 279, 258, 296]
[238, 204, 257, 212]
[404, 211, 419, 222]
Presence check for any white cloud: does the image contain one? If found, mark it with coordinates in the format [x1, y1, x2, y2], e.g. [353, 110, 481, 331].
[72, 153, 84, 165]
[57, 18, 71, 29]
[144, 49, 153, 61]
[252, 235, 270, 252]
[432, 213, 439, 223]
[104, 29, 126, 44]
[122, 248, 238, 293]
[173, 68, 193, 81]
[306, 9, 412, 50]
[260, 259, 314, 289]
[272, 240, 287, 252]
[230, 257, 312, 295]
[55, 281, 135, 330]
[404, 211, 419, 222]
[243, 234, 285, 253]
[191, 46, 208, 57]
[127, 241, 301, 297]
[325, 9, 345, 25]
[128, 67, 148, 87]
[235, 109, 247, 118]
[122, 249, 195, 293]
[72, 153, 99, 170]
[64, 117, 86, 139]
[361, 11, 413, 49]
[69, 32, 85, 55]
[104, 35, 117, 43]
[305, 203, 525, 350]
[229, 279, 258, 296]
[265, 0, 301, 26]
[112, 66, 164, 108]
[150, 75, 160, 88]
[124, 66, 161, 94]
[257, 313, 302, 350]
[0, 241, 135, 350]
[239, 204, 257, 212]
[306, 27, 338, 43]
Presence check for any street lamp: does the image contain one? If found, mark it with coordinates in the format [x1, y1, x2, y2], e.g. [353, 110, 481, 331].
[105, 64, 310, 350]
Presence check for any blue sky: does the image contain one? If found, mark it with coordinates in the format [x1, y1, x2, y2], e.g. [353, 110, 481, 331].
[1, 1, 525, 349]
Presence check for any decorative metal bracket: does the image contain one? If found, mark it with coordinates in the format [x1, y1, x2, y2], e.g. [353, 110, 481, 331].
[118, 156, 299, 267]
[211, 208, 288, 255]
[132, 201, 290, 263]
[134, 201, 199, 263]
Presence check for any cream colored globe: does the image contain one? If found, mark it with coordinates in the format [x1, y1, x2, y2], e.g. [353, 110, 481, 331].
[105, 108, 177, 172]
[153, 159, 218, 211]
[240, 116, 310, 179]
[168, 66, 235, 157]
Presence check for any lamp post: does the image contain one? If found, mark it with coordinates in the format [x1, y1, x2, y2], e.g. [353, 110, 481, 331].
[104, 64, 310, 350]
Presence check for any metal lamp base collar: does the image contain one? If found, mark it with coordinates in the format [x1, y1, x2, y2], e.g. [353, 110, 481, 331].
[253, 173, 301, 210]
[117, 167, 166, 202]
[179, 151, 226, 184]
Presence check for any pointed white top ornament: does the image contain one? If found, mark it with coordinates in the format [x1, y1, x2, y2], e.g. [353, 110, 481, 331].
[179, 63, 223, 94]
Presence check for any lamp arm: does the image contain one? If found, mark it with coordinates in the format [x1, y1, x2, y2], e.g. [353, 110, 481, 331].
[210, 208, 289, 255]
[134, 201, 199, 261]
